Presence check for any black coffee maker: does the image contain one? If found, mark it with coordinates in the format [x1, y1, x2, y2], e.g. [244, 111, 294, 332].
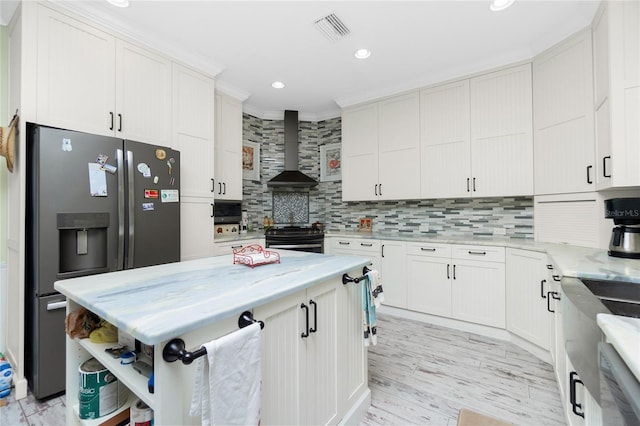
[605, 198, 640, 259]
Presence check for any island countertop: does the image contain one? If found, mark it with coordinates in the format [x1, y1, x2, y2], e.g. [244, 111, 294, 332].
[54, 250, 370, 345]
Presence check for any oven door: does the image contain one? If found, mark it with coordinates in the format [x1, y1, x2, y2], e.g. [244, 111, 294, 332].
[599, 342, 640, 425]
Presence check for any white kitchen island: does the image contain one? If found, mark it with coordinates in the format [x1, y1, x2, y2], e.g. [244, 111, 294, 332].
[55, 250, 371, 425]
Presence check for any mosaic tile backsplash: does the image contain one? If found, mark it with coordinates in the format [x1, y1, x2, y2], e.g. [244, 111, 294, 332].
[273, 192, 309, 224]
[242, 113, 533, 239]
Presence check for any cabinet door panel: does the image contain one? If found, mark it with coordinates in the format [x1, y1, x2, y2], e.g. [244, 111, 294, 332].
[254, 292, 306, 426]
[506, 249, 549, 349]
[420, 81, 471, 198]
[451, 260, 505, 328]
[380, 241, 407, 309]
[407, 256, 451, 317]
[470, 64, 533, 197]
[116, 40, 171, 145]
[533, 30, 595, 195]
[378, 93, 421, 200]
[341, 104, 379, 201]
[215, 93, 243, 200]
[172, 65, 215, 198]
[179, 198, 213, 260]
[36, 6, 116, 136]
[306, 282, 339, 425]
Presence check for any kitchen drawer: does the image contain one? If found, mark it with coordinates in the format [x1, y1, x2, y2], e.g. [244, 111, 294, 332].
[406, 242, 451, 258]
[452, 245, 505, 263]
[329, 238, 380, 253]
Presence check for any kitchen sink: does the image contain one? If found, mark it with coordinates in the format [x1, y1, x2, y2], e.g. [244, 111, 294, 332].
[581, 279, 640, 318]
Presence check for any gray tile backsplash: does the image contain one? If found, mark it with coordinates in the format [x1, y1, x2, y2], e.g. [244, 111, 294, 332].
[242, 113, 533, 239]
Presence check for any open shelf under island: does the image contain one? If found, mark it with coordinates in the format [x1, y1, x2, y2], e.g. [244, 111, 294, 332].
[55, 250, 372, 425]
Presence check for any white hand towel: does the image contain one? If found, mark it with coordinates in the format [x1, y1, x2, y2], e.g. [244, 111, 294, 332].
[190, 322, 262, 425]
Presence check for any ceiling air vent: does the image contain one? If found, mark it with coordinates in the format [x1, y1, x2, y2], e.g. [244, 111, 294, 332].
[314, 13, 350, 42]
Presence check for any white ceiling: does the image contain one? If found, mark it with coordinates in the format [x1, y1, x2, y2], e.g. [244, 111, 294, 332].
[4, 0, 601, 120]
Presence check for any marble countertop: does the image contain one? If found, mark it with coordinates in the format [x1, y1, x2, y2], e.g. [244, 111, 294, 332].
[54, 251, 369, 345]
[325, 230, 640, 284]
[597, 314, 640, 382]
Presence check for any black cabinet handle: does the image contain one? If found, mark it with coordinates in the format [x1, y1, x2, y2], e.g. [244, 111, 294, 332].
[467, 178, 470, 192]
[473, 177, 476, 192]
[210, 203, 214, 218]
[453, 264, 456, 280]
[231, 245, 243, 249]
[309, 300, 317, 333]
[211, 179, 215, 193]
[117, 113, 122, 132]
[218, 182, 223, 195]
[379, 183, 382, 196]
[374, 184, 378, 196]
[547, 291, 560, 313]
[541, 279, 547, 299]
[569, 371, 585, 418]
[361, 243, 373, 247]
[586, 165, 593, 184]
[223, 182, 226, 195]
[468, 250, 486, 255]
[300, 303, 309, 338]
[603, 156, 611, 178]
[382, 245, 385, 258]
[338, 241, 350, 245]
[553, 275, 561, 282]
[109, 112, 114, 131]
[421, 247, 436, 252]
[447, 264, 450, 279]
[546, 264, 553, 270]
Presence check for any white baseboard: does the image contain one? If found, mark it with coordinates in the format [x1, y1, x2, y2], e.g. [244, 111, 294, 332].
[339, 388, 371, 426]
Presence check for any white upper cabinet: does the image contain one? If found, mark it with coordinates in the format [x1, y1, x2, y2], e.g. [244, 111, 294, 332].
[214, 92, 243, 201]
[593, 0, 640, 189]
[341, 103, 380, 201]
[36, 6, 116, 136]
[419, 64, 533, 199]
[342, 92, 421, 201]
[115, 40, 171, 145]
[172, 63, 215, 199]
[533, 28, 595, 195]
[420, 80, 471, 198]
[36, 5, 171, 144]
[469, 64, 533, 197]
[377, 92, 421, 200]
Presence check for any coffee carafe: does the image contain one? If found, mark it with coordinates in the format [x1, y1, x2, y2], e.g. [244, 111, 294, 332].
[605, 198, 640, 259]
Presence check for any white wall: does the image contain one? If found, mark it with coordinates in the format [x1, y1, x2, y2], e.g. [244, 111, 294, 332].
[0, 24, 9, 354]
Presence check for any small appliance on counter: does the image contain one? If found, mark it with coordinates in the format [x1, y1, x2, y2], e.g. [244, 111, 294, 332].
[605, 198, 640, 259]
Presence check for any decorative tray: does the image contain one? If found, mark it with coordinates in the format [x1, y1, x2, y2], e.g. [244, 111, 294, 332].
[233, 244, 281, 268]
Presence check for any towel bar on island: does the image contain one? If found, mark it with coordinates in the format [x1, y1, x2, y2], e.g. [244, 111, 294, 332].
[162, 311, 265, 365]
[342, 266, 372, 285]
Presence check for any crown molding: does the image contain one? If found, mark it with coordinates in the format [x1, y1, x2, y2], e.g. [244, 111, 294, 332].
[49, 0, 223, 78]
[0, 0, 19, 26]
[215, 80, 251, 102]
[242, 107, 341, 122]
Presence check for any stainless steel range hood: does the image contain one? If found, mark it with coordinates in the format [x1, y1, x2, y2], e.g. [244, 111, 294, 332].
[267, 110, 318, 188]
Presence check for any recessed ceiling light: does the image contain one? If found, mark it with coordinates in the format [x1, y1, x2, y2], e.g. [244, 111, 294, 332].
[489, 0, 515, 11]
[354, 49, 371, 60]
[271, 81, 285, 89]
[106, 0, 130, 7]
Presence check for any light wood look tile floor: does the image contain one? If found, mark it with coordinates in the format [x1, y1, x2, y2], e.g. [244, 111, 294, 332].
[0, 313, 565, 425]
[363, 314, 566, 426]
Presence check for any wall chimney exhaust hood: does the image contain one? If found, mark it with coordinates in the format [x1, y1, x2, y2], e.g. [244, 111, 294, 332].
[267, 110, 318, 188]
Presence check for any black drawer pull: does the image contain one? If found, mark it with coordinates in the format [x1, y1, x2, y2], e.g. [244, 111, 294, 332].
[540, 279, 547, 299]
[338, 241, 350, 245]
[546, 264, 553, 270]
[569, 371, 585, 418]
[603, 156, 611, 178]
[552, 275, 561, 282]
[421, 247, 436, 252]
[586, 165, 593, 184]
[231, 245, 243, 249]
[360, 243, 373, 247]
[468, 251, 486, 255]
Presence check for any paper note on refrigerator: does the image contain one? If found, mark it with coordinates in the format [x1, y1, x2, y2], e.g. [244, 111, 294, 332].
[88, 163, 108, 197]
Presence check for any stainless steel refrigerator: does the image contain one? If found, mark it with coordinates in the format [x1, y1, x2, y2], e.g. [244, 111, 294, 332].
[26, 124, 180, 399]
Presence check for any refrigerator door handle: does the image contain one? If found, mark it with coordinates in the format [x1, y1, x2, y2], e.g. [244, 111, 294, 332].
[117, 149, 125, 270]
[127, 150, 135, 269]
[46, 301, 67, 311]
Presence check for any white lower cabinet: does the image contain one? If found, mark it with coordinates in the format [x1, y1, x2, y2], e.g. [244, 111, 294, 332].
[406, 242, 452, 317]
[450, 246, 506, 328]
[564, 356, 602, 426]
[254, 277, 366, 426]
[326, 237, 381, 272]
[180, 198, 214, 260]
[380, 240, 407, 309]
[505, 248, 550, 350]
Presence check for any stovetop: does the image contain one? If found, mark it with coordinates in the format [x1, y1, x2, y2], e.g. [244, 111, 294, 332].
[264, 226, 324, 236]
